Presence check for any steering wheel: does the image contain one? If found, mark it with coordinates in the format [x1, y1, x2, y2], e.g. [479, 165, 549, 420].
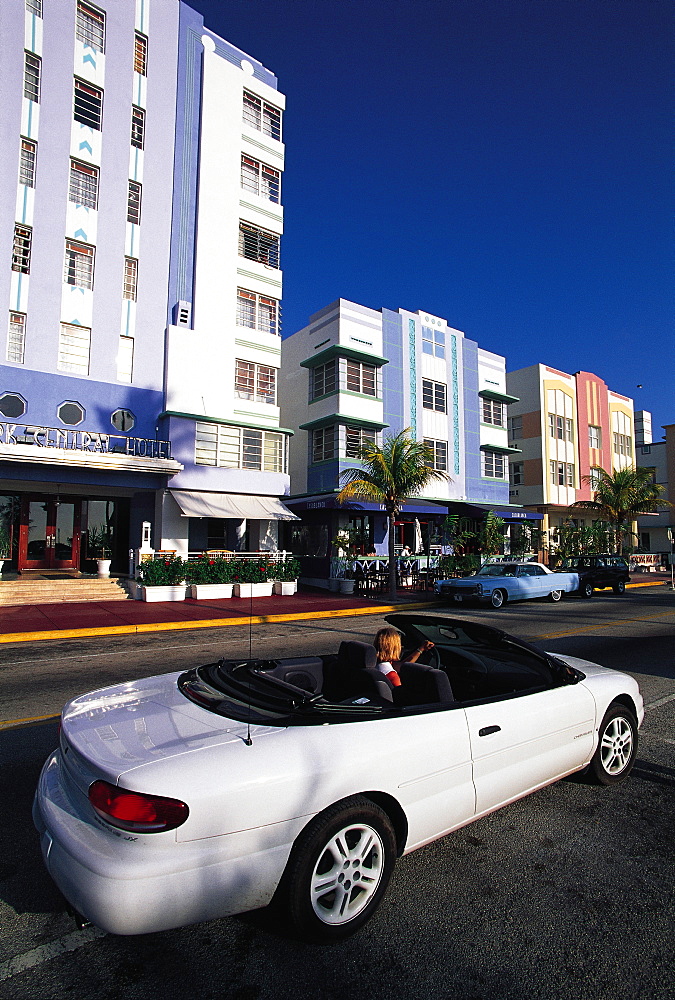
[418, 646, 440, 669]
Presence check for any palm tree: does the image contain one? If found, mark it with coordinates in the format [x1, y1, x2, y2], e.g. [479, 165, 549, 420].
[570, 466, 671, 554]
[337, 429, 447, 599]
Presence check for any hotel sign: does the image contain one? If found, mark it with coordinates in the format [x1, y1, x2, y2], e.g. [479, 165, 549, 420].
[0, 422, 172, 459]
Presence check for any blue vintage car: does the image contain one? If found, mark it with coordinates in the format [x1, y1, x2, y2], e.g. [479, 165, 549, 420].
[435, 562, 579, 608]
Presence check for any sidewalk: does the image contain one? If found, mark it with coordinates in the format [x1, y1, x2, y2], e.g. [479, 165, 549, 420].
[0, 577, 666, 646]
[0, 586, 442, 645]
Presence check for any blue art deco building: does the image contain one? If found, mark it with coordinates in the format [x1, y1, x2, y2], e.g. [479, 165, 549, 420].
[280, 299, 534, 582]
[0, 0, 295, 574]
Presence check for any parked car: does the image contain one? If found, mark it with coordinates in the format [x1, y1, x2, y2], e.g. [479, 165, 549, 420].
[33, 613, 642, 941]
[435, 561, 579, 608]
[559, 555, 630, 598]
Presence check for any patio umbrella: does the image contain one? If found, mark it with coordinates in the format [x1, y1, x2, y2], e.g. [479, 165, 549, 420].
[414, 518, 423, 554]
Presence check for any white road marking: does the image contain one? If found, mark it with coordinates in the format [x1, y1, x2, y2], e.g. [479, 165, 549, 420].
[0, 925, 106, 982]
[645, 691, 675, 710]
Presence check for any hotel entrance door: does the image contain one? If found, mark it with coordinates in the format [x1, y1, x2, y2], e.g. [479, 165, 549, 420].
[19, 498, 82, 571]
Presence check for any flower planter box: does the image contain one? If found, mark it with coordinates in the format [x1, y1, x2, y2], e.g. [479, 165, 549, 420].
[141, 585, 186, 602]
[233, 582, 273, 598]
[189, 584, 234, 600]
[339, 579, 355, 594]
[273, 581, 297, 596]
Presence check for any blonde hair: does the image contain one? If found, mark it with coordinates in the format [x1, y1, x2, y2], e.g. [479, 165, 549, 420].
[374, 627, 402, 663]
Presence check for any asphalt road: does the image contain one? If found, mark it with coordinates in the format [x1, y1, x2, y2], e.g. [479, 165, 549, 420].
[1, 585, 674, 999]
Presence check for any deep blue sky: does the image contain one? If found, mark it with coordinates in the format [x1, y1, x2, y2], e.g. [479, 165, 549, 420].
[193, 0, 673, 436]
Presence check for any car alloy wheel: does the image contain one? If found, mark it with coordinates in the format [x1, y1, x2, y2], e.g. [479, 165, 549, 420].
[280, 796, 397, 940]
[490, 589, 506, 609]
[612, 580, 626, 594]
[580, 581, 593, 598]
[588, 704, 638, 785]
[548, 589, 562, 602]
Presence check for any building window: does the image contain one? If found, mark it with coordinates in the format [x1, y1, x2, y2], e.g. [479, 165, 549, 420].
[240, 155, 280, 203]
[26, 0, 43, 15]
[64, 240, 94, 289]
[111, 408, 135, 432]
[236, 288, 278, 335]
[238, 222, 279, 267]
[69, 159, 99, 209]
[483, 451, 506, 479]
[235, 360, 277, 405]
[423, 438, 448, 472]
[346, 360, 376, 396]
[196, 422, 285, 473]
[12, 225, 32, 273]
[550, 461, 574, 487]
[19, 139, 36, 187]
[58, 323, 91, 375]
[74, 79, 103, 129]
[76, 1, 105, 52]
[346, 426, 377, 458]
[422, 378, 447, 413]
[127, 181, 141, 224]
[24, 52, 41, 102]
[123, 257, 138, 300]
[509, 461, 524, 486]
[312, 426, 336, 463]
[134, 33, 148, 75]
[613, 432, 632, 458]
[0, 392, 27, 417]
[7, 313, 26, 364]
[508, 414, 522, 440]
[589, 467, 603, 489]
[422, 326, 445, 358]
[588, 425, 602, 449]
[482, 399, 505, 426]
[242, 90, 282, 141]
[57, 400, 85, 425]
[131, 106, 145, 148]
[117, 336, 133, 383]
[310, 360, 337, 400]
[548, 413, 573, 441]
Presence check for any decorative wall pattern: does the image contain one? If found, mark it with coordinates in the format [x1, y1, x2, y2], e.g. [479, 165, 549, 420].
[408, 318, 417, 439]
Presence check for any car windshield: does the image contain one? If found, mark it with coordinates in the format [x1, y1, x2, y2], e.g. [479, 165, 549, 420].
[476, 564, 519, 577]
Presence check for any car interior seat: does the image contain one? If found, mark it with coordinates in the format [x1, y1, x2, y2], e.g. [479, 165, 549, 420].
[323, 640, 395, 703]
[266, 657, 324, 694]
[396, 661, 455, 706]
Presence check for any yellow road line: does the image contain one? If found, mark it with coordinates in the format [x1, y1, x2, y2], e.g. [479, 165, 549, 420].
[530, 608, 675, 641]
[0, 712, 59, 729]
[0, 600, 443, 645]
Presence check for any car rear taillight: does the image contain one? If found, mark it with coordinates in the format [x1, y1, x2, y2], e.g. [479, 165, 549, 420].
[88, 780, 189, 833]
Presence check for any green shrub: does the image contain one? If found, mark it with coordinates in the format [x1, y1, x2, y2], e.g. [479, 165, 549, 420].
[184, 556, 235, 585]
[137, 555, 185, 586]
[274, 557, 301, 582]
[230, 558, 277, 583]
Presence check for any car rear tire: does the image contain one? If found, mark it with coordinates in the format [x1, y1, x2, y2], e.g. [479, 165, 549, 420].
[612, 580, 626, 594]
[279, 796, 397, 941]
[579, 581, 594, 599]
[548, 589, 563, 602]
[490, 589, 506, 609]
[588, 704, 638, 785]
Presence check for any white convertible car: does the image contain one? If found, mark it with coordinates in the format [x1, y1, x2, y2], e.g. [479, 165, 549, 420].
[34, 613, 643, 941]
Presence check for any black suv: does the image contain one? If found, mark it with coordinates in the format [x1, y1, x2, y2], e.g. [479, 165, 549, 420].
[560, 555, 630, 598]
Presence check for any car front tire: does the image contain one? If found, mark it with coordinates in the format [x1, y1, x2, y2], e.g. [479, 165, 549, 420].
[548, 589, 563, 602]
[280, 796, 397, 941]
[588, 704, 638, 785]
[579, 581, 594, 598]
[612, 580, 626, 594]
[488, 589, 506, 609]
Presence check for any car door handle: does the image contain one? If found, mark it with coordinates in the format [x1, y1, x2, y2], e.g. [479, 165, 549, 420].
[478, 725, 501, 737]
